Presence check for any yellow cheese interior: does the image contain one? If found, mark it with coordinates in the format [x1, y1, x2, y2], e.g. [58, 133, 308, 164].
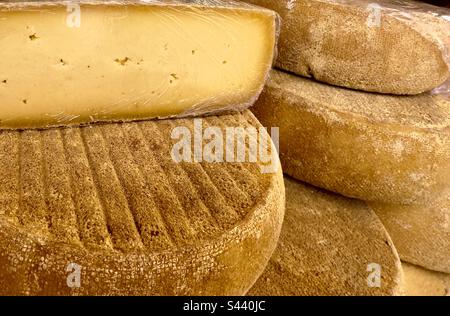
[0, 3, 276, 128]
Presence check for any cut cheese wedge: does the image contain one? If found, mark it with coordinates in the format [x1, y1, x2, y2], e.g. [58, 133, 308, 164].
[0, 110, 285, 295]
[247, 176, 403, 296]
[252, 69, 450, 205]
[370, 193, 450, 274]
[243, 0, 450, 95]
[403, 262, 450, 296]
[0, 1, 278, 129]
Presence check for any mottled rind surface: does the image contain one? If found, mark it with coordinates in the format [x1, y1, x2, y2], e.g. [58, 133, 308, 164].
[252, 70, 450, 205]
[370, 193, 450, 274]
[247, 177, 403, 296]
[403, 262, 450, 296]
[0, 110, 285, 295]
[243, 0, 450, 94]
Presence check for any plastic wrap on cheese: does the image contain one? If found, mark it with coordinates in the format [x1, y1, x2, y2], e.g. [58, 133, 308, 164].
[0, 0, 279, 129]
[432, 78, 450, 100]
[242, 0, 450, 95]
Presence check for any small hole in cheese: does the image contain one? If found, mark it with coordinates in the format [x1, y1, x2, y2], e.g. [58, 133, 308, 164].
[29, 33, 38, 41]
[114, 57, 131, 66]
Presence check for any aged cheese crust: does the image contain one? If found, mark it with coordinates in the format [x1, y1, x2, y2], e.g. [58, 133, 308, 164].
[0, 110, 285, 295]
[243, 0, 450, 95]
[251, 69, 450, 205]
[403, 262, 450, 296]
[247, 177, 403, 296]
[370, 193, 450, 274]
[0, 0, 278, 129]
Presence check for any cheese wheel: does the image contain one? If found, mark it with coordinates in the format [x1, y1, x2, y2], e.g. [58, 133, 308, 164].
[242, 0, 450, 95]
[251, 69, 450, 205]
[403, 262, 450, 296]
[0, 110, 285, 295]
[0, 0, 278, 129]
[370, 193, 450, 274]
[247, 177, 403, 296]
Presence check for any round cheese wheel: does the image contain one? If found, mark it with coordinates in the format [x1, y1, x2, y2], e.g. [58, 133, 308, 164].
[243, 0, 450, 94]
[248, 177, 403, 296]
[252, 69, 450, 205]
[0, 111, 285, 295]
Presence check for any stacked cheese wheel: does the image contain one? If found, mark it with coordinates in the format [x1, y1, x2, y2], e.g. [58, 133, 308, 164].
[242, 0, 450, 296]
[1, 0, 449, 297]
[0, 0, 286, 295]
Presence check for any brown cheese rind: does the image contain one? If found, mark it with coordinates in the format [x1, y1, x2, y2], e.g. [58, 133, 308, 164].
[243, 0, 450, 95]
[247, 177, 403, 296]
[0, 111, 285, 295]
[252, 69, 450, 205]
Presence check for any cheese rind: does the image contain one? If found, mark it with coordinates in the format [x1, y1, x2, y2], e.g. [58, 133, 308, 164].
[0, 110, 285, 295]
[0, 1, 277, 129]
[247, 177, 403, 296]
[403, 262, 450, 296]
[370, 194, 450, 274]
[251, 69, 450, 205]
[243, 0, 450, 95]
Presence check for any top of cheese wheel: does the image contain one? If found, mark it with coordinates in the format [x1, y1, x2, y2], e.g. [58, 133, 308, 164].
[0, 110, 285, 295]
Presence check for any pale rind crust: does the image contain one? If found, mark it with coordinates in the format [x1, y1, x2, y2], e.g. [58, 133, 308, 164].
[243, 0, 450, 95]
[0, 111, 285, 295]
[252, 69, 450, 205]
[248, 177, 403, 296]
[370, 193, 450, 274]
[402, 262, 450, 296]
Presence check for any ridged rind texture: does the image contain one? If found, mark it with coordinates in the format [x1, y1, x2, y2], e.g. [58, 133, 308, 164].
[248, 177, 403, 296]
[243, 0, 450, 94]
[0, 110, 285, 295]
[252, 70, 450, 205]
[370, 193, 450, 274]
